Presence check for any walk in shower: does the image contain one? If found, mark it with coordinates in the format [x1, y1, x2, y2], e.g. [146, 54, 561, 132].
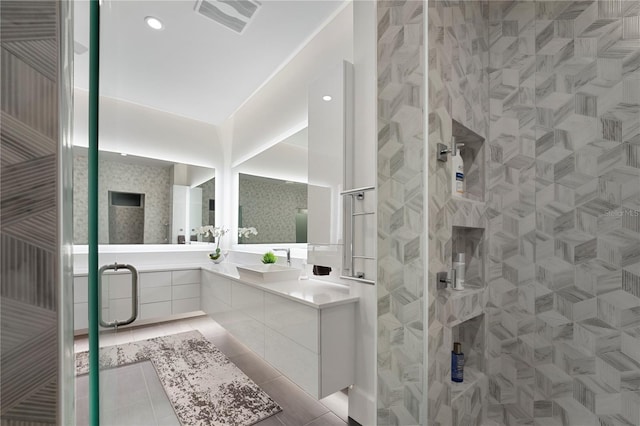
[424, 1, 640, 424]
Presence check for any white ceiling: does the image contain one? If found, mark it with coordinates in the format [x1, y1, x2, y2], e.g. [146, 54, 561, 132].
[73, 0, 346, 125]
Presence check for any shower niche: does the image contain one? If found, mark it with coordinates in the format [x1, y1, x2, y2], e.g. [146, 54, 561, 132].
[451, 226, 485, 290]
[450, 313, 487, 426]
[439, 119, 486, 203]
[108, 191, 145, 244]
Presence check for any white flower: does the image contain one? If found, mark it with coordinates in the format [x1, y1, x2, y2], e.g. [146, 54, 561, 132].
[194, 225, 216, 237]
[194, 225, 229, 240]
[212, 226, 229, 238]
[238, 227, 258, 238]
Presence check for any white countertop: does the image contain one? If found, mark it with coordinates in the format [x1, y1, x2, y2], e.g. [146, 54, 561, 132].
[75, 262, 359, 309]
[203, 263, 359, 309]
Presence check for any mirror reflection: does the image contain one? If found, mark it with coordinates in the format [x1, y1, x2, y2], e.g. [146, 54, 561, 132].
[73, 147, 215, 244]
[238, 173, 307, 244]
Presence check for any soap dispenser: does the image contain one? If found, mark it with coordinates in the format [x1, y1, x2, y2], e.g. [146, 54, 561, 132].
[451, 138, 465, 197]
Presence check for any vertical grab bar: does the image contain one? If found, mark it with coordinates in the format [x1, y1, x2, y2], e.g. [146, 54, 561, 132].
[98, 263, 138, 328]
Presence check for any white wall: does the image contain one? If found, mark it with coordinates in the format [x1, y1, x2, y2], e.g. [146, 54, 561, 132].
[73, 89, 222, 169]
[226, 3, 354, 168]
[73, 89, 226, 233]
[235, 141, 308, 184]
[348, 2, 377, 425]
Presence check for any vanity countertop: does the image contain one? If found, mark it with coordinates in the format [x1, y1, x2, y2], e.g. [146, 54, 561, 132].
[75, 262, 359, 310]
[202, 263, 359, 309]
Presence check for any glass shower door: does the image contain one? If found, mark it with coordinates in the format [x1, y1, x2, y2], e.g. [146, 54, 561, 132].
[83, 1, 144, 425]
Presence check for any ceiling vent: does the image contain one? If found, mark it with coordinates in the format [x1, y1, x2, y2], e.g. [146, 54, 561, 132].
[195, 0, 261, 34]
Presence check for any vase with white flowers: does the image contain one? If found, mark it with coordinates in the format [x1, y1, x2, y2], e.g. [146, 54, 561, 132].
[193, 226, 229, 263]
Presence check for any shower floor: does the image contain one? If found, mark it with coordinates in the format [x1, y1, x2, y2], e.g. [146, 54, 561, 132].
[75, 361, 180, 426]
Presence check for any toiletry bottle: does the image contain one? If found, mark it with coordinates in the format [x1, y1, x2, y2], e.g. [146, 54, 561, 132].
[452, 253, 465, 290]
[451, 342, 464, 383]
[451, 139, 465, 196]
[299, 262, 309, 280]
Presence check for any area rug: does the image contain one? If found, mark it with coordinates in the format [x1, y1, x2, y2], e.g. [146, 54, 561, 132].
[75, 330, 281, 426]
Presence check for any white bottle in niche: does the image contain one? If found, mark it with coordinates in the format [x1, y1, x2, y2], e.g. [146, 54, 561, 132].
[451, 140, 465, 197]
[452, 253, 465, 290]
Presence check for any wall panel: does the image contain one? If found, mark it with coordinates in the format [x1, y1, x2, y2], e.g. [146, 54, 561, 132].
[0, 1, 60, 424]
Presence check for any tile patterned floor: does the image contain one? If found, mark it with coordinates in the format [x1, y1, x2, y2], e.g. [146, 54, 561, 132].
[76, 361, 180, 426]
[74, 316, 352, 426]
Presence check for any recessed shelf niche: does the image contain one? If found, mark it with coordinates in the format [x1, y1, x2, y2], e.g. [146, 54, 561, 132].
[452, 119, 485, 203]
[452, 225, 485, 290]
[450, 313, 487, 425]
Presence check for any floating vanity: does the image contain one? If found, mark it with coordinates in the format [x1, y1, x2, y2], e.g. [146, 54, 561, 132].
[201, 263, 358, 399]
[72, 251, 358, 401]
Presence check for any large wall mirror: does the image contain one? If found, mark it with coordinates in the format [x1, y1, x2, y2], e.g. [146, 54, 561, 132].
[73, 147, 215, 245]
[235, 127, 308, 245]
[238, 173, 307, 244]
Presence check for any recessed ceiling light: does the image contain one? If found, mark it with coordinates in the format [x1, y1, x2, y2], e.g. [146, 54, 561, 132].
[322, 95, 332, 102]
[145, 16, 164, 30]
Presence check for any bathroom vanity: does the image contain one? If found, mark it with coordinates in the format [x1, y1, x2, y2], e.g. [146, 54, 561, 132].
[72, 247, 358, 401]
[200, 264, 358, 399]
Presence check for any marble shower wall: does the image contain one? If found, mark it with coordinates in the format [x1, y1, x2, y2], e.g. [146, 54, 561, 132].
[427, 1, 490, 425]
[486, 1, 640, 425]
[376, 1, 425, 424]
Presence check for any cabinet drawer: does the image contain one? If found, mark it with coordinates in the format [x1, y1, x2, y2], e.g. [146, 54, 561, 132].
[226, 316, 265, 358]
[140, 286, 171, 304]
[264, 293, 318, 353]
[140, 271, 172, 288]
[172, 298, 200, 315]
[202, 272, 231, 305]
[265, 327, 319, 397]
[140, 301, 172, 320]
[105, 298, 134, 323]
[108, 273, 135, 299]
[232, 282, 264, 322]
[172, 269, 200, 285]
[201, 288, 231, 316]
[172, 283, 200, 300]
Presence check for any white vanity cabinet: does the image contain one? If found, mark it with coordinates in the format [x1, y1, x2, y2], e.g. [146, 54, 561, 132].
[201, 269, 356, 399]
[73, 267, 201, 331]
[138, 269, 201, 319]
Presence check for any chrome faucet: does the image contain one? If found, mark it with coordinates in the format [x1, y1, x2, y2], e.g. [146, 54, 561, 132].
[272, 248, 291, 267]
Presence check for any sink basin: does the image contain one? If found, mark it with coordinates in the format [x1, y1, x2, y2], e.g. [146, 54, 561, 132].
[236, 264, 300, 283]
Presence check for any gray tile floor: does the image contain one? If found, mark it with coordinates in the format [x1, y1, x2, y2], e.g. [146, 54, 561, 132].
[76, 361, 180, 426]
[74, 315, 352, 426]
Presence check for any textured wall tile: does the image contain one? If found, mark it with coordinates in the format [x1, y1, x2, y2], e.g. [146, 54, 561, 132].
[576, 258, 622, 296]
[573, 375, 620, 415]
[596, 350, 640, 392]
[553, 341, 596, 376]
[574, 318, 621, 355]
[378, 1, 426, 423]
[597, 229, 640, 267]
[1, 1, 59, 423]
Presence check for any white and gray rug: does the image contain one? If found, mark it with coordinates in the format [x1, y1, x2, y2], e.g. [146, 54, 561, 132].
[76, 331, 281, 426]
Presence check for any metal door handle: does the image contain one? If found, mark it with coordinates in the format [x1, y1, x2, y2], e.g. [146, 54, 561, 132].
[98, 262, 138, 328]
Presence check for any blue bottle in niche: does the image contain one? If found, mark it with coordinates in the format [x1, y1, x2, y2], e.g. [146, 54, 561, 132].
[451, 342, 464, 383]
